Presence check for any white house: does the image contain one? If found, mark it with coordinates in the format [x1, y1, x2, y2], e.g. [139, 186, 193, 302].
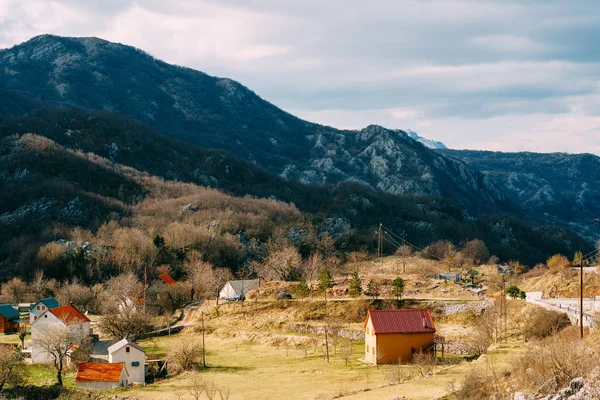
[108, 339, 145, 384]
[76, 362, 129, 389]
[29, 298, 60, 324]
[219, 279, 260, 300]
[31, 305, 91, 364]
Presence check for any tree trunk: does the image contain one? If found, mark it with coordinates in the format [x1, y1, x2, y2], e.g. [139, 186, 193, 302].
[57, 358, 63, 386]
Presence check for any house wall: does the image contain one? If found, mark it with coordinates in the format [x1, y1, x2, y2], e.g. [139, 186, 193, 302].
[109, 346, 145, 384]
[219, 283, 234, 299]
[31, 313, 91, 363]
[364, 316, 434, 365]
[30, 302, 50, 324]
[77, 379, 123, 389]
[364, 318, 377, 364]
[146, 280, 166, 313]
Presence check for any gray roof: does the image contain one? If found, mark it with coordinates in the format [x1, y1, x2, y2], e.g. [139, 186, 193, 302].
[107, 339, 144, 354]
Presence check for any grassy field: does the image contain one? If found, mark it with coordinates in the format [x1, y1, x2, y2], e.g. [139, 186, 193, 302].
[126, 330, 524, 400]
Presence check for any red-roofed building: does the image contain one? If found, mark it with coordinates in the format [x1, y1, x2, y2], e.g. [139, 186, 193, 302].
[146, 273, 177, 314]
[31, 305, 91, 364]
[158, 273, 176, 286]
[48, 305, 91, 325]
[364, 309, 436, 364]
[76, 362, 129, 389]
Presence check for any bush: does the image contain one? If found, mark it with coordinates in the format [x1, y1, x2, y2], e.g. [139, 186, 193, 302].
[523, 308, 571, 340]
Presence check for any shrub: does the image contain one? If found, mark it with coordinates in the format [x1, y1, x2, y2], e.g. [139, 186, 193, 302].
[523, 308, 571, 340]
[547, 254, 571, 270]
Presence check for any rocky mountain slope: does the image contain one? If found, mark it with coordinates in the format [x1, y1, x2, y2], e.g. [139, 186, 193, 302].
[406, 129, 448, 150]
[0, 35, 503, 213]
[443, 150, 600, 242]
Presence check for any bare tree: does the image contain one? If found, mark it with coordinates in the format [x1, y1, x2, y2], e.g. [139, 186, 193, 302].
[189, 373, 204, 400]
[98, 306, 154, 342]
[184, 251, 214, 300]
[218, 386, 232, 400]
[340, 340, 353, 366]
[33, 324, 86, 385]
[202, 379, 219, 400]
[412, 351, 437, 377]
[301, 252, 325, 294]
[395, 245, 413, 273]
[0, 347, 27, 391]
[256, 245, 302, 281]
[18, 325, 28, 350]
[168, 338, 204, 372]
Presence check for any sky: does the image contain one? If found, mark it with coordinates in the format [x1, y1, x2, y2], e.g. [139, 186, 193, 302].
[1, 0, 600, 154]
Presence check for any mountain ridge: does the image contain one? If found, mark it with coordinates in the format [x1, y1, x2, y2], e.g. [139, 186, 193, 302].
[0, 34, 505, 214]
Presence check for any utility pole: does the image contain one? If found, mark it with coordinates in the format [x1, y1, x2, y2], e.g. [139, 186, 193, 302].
[501, 274, 507, 342]
[324, 325, 330, 363]
[377, 223, 383, 258]
[201, 311, 207, 367]
[579, 252, 584, 339]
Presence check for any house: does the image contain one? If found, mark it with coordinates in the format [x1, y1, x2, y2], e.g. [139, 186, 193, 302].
[364, 309, 436, 365]
[118, 296, 143, 312]
[29, 298, 60, 324]
[219, 279, 260, 300]
[31, 305, 91, 363]
[0, 304, 21, 334]
[76, 362, 129, 389]
[145, 273, 177, 313]
[108, 339, 145, 384]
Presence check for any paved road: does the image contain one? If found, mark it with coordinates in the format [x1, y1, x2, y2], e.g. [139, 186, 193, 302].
[526, 294, 596, 328]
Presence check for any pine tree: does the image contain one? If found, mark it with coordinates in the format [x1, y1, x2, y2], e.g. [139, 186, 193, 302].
[392, 277, 404, 300]
[294, 277, 310, 298]
[365, 279, 380, 300]
[348, 272, 362, 298]
[318, 269, 334, 292]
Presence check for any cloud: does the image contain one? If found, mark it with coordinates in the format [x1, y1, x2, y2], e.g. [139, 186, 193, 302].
[1, 0, 600, 154]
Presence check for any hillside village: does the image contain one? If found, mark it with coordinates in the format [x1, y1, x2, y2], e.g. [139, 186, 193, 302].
[1, 244, 599, 400]
[1, 22, 600, 400]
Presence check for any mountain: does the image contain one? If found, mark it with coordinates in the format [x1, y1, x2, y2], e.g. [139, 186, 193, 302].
[442, 150, 600, 243]
[0, 35, 503, 213]
[406, 129, 448, 150]
[0, 111, 590, 279]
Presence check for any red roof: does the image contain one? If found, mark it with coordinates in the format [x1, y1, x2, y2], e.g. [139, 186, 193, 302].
[366, 309, 436, 334]
[158, 273, 176, 286]
[49, 305, 90, 325]
[76, 363, 125, 382]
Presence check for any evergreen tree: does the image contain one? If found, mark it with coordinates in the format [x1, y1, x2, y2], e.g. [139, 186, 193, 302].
[392, 277, 404, 300]
[318, 269, 334, 292]
[365, 279, 380, 300]
[348, 272, 362, 298]
[294, 277, 310, 298]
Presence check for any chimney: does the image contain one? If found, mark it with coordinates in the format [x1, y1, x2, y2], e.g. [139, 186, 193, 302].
[423, 318, 427, 328]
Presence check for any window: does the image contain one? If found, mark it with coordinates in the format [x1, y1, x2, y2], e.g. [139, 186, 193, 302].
[44, 315, 47, 318]
[372, 347, 375, 355]
[131, 361, 140, 367]
[366, 345, 369, 352]
[41, 306, 45, 310]
[126, 347, 130, 353]
[36, 306, 40, 310]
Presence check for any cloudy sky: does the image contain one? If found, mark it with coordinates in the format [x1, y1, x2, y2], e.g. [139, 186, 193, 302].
[1, 0, 600, 154]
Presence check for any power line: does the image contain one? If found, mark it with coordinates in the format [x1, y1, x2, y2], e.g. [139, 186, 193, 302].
[380, 223, 443, 261]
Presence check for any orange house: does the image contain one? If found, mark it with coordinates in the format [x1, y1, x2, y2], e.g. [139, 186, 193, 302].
[364, 309, 436, 365]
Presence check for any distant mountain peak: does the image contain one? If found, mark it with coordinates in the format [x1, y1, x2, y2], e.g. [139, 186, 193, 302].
[405, 129, 448, 150]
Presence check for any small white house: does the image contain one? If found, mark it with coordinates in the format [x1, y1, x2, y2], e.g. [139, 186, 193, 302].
[108, 339, 145, 384]
[29, 298, 60, 324]
[31, 305, 91, 364]
[219, 279, 259, 300]
[76, 362, 129, 389]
